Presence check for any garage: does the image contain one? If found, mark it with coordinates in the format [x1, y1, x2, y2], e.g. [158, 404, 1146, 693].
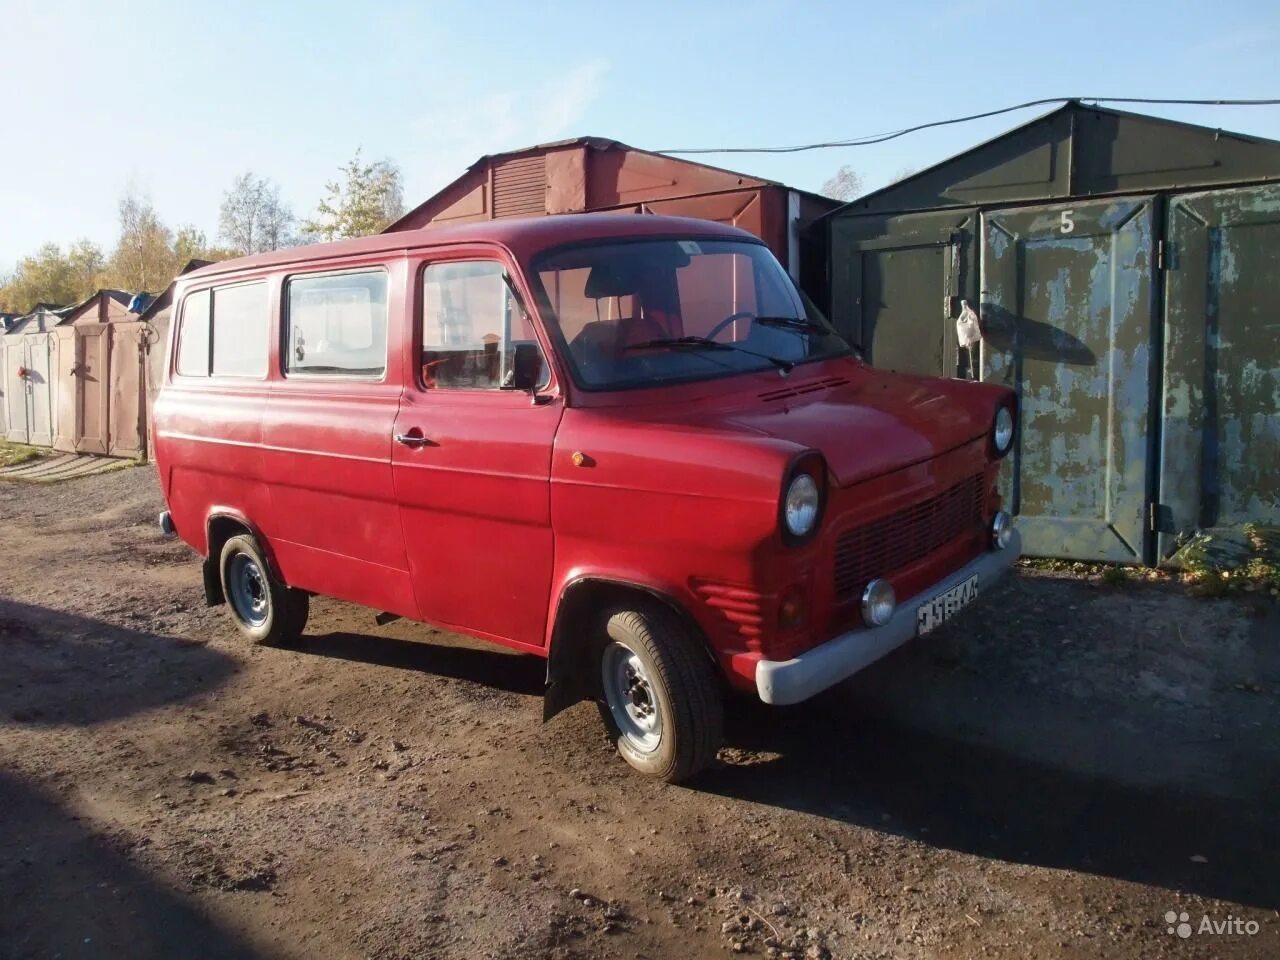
[825, 101, 1280, 563]
[384, 136, 837, 294]
[3, 291, 150, 459]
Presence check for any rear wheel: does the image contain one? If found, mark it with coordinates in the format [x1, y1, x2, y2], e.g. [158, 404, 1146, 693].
[219, 534, 308, 646]
[595, 603, 722, 782]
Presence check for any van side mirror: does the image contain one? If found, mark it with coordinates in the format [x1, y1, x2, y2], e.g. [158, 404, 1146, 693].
[503, 342, 544, 392]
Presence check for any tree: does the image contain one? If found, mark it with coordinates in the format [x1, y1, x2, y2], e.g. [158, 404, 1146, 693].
[820, 165, 864, 202]
[0, 240, 106, 313]
[219, 172, 295, 255]
[301, 150, 405, 242]
[172, 225, 235, 271]
[0, 206, 234, 313]
[109, 189, 175, 293]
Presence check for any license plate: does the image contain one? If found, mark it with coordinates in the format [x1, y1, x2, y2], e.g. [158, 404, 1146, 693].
[916, 574, 980, 635]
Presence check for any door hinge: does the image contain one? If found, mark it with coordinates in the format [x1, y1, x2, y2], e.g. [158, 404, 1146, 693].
[1156, 239, 1172, 271]
[1148, 502, 1175, 534]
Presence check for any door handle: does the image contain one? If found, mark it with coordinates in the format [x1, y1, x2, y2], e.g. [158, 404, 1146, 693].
[395, 432, 433, 447]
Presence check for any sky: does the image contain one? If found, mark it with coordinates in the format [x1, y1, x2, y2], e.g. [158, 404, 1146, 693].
[1, 0, 1278, 272]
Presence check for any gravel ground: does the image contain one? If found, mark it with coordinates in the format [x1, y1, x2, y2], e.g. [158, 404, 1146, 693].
[0, 466, 1277, 960]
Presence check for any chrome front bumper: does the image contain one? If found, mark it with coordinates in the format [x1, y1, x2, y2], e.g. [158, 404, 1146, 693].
[755, 530, 1022, 705]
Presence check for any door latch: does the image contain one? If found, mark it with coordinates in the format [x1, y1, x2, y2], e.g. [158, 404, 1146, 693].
[394, 432, 434, 448]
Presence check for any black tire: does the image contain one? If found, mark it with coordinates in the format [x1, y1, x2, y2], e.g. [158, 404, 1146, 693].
[218, 534, 309, 647]
[595, 602, 723, 783]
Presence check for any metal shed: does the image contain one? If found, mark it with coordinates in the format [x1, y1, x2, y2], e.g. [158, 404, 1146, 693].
[3, 290, 157, 459]
[4, 304, 71, 447]
[55, 289, 145, 458]
[826, 101, 1280, 564]
[386, 137, 837, 290]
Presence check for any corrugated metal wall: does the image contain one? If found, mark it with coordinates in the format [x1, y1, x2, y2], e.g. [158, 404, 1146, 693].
[828, 103, 1280, 564]
[491, 155, 548, 219]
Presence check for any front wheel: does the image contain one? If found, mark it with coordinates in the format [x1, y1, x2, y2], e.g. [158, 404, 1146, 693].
[219, 534, 309, 646]
[596, 604, 723, 782]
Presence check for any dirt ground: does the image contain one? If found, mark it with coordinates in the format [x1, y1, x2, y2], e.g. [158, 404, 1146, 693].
[1, 466, 1277, 960]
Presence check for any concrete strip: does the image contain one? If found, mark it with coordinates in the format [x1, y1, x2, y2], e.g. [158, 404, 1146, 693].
[9, 457, 94, 479]
[0, 454, 133, 483]
[1, 454, 77, 476]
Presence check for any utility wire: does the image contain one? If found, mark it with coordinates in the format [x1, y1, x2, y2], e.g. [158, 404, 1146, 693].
[657, 96, 1280, 155]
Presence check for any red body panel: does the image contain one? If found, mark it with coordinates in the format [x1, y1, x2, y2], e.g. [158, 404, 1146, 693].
[153, 214, 1014, 683]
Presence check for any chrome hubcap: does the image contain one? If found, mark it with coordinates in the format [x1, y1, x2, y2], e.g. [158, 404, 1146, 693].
[601, 642, 663, 754]
[228, 553, 269, 627]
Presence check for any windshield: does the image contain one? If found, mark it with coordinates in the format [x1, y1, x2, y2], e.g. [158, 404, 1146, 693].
[530, 238, 850, 390]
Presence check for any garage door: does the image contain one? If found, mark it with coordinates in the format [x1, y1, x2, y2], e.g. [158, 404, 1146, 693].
[1158, 183, 1280, 559]
[830, 209, 977, 376]
[981, 196, 1157, 563]
[24, 333, 56, 448]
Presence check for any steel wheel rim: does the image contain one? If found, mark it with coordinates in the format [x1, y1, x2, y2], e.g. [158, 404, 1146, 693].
[228, 553, 269, 628]
[601, 641, 663, 754]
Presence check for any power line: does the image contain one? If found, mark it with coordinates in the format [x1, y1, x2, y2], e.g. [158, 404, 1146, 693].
[657, 97, 1280, 155]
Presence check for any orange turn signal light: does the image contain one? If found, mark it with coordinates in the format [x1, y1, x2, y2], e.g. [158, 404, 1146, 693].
[779, 587, 807, 630]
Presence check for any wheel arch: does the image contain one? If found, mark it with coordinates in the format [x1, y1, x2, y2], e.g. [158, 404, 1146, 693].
[543, 575, 717, 722]
[202, 509, 280, 607]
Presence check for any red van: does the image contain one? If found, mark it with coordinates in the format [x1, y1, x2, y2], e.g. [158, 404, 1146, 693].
[153, 213, 1019, 782]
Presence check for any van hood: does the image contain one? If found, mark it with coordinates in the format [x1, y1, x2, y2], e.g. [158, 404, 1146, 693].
[714, 371, 1003, 487]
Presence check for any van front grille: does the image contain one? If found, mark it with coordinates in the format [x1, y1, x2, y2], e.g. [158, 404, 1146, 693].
[833, 474, 985, 602]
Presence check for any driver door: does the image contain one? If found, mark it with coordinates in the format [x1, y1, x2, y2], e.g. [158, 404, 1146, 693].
[391, 255, 563, 649]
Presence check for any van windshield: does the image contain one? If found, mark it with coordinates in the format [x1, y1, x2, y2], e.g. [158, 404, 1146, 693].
[530, 238, 850, 390]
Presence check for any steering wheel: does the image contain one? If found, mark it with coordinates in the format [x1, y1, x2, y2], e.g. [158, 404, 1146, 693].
[703, 311, 756, 341]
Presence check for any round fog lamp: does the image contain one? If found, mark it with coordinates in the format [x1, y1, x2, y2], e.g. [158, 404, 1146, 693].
[991, 510, 1013, 550]
[861, 578, 896, 627]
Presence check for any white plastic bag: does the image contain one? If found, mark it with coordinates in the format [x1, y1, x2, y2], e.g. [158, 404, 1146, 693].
[955, 299, 982, 348]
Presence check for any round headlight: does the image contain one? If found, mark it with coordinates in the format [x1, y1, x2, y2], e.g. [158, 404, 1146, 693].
[861, 579, 896, 627]
[783, 473, 820, 538]
[993, 405, 1014, 455]
[991, 510, 1013, 550]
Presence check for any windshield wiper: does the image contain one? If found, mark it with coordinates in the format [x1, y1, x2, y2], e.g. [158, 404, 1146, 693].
[623, 335, 794, 373]
[753, 315, 833, 335]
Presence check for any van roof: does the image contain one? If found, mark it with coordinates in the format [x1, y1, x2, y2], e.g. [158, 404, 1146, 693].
[184, 213, 761, 281]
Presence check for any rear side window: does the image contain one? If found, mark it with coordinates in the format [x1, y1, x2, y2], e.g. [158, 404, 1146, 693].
[285, 270, 388, 377]
[176, 289, 210, 376]
[176, 282, 268, 378]
[211, 282, 268, 377]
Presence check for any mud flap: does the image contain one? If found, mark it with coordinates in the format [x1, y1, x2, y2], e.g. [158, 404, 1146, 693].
[543, 637, 592, 722]
[202, 555, 224, 606]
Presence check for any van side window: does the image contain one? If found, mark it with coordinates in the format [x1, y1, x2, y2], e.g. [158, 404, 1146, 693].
[286, 270, 388, 378]
[211, 282, 269, 378]
[175, 289, 211, 376]
[420, 261, 548, 390]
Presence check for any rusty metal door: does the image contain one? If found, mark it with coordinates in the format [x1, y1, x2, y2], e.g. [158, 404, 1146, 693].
[23, 333, 56, 448]
[1159, 183, 1280, 558]
[74, 325, 110, 455]
[53, 327, 77, 452]
[830, 209, 978, 375]
[981, 197, 1157, 562]
[108, 322, 145, 458]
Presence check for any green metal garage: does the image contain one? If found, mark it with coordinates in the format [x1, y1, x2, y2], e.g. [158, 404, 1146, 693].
[824, 101, 1280, 564]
